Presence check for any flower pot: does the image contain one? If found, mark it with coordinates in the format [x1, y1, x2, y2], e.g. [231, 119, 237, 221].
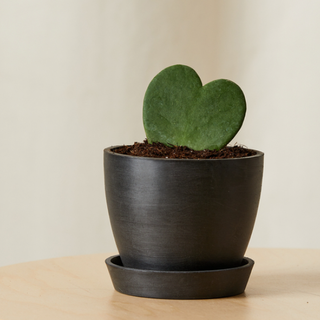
[104, 146, 264, 298]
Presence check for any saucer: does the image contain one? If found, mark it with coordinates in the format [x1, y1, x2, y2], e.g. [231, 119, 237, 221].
[105, 255, 254, 299]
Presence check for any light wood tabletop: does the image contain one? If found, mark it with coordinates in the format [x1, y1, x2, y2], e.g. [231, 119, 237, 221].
[1, 248, 320, 320]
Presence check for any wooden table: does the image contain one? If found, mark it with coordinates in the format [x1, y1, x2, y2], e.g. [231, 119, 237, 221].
[1, 248, 320, 319]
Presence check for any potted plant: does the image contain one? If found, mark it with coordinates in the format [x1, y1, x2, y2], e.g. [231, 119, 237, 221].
[104, 65, 264, 299]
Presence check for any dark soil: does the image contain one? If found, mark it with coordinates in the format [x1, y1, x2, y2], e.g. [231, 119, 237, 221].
[112, 140, 256, 159]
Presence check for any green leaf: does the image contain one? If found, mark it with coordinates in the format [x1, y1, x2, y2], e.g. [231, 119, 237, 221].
[143, 65, 246, 151]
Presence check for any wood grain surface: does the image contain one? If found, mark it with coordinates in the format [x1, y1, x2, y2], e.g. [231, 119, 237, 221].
[1, 248, 320, 320]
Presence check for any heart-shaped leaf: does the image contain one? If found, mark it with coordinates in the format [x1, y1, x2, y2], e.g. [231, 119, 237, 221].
[143, 65, 246, 151]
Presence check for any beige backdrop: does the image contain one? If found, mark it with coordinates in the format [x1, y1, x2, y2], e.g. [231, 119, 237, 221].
[1, 0, 320, 267]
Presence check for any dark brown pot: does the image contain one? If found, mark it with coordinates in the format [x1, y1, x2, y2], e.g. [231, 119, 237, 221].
[104, 147, 264, 272]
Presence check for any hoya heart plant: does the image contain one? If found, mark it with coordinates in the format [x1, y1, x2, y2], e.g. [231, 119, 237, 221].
[143, 64, 246, 151]
[104, 64, 264, 300]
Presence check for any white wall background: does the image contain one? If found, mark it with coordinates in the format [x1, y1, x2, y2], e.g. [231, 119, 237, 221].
[1, 0, 320, 267]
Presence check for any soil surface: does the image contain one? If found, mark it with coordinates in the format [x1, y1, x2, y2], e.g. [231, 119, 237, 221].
[112, 140, 257, 159]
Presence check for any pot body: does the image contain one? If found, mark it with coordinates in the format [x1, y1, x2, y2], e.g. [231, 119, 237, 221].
[104, 147, 264, 271]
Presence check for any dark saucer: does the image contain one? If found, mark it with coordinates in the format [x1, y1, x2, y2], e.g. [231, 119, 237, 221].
[105, 255, 254, 299]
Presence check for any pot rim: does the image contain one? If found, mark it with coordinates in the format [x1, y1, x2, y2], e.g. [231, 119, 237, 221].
[104, 145, 264, 161]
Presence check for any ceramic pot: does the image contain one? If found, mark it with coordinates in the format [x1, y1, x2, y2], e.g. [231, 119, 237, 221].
[104, 147, 264, 272]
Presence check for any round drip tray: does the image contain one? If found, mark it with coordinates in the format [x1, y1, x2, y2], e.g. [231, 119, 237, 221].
[105, 255, 254, 299]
